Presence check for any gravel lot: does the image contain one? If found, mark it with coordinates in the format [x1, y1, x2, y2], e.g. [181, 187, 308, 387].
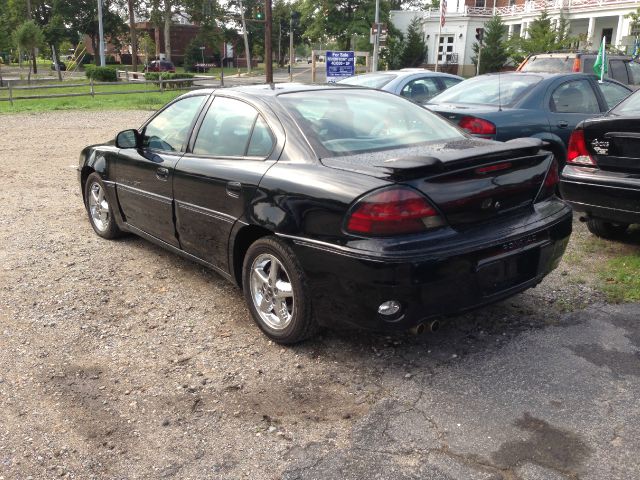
[0, 111, 638, 480]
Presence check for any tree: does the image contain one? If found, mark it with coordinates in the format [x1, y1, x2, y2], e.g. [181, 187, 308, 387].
[127, 0, 139, 71]
[14, 20, 43, 81]
[138, 32, 156, 66]
[399, 16, 426, 67]
[510, 10, 573, 61]
[472, 15, 509, 74]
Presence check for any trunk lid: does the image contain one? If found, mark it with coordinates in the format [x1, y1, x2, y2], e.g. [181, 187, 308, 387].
[322, 137, 553, 227]
[583, 115, 640, 173]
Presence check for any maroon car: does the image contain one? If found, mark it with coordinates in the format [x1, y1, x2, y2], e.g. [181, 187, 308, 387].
[145, 60, 175, 73]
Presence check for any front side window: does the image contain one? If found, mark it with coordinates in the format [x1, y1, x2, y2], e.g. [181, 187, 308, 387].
[549, 80, 599, 114]
[627, 61, 640, 85]
[278, 89, 464, 157]
[143, 95, 206, 152]
[193, 97, 273, 157]
[599, 80, 631, 110]
[611, 89, 640, 115]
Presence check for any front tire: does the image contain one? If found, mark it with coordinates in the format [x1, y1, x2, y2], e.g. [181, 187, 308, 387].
[586, 218, 628, 239]
[242, 237, 317, 344]
[84, 172, 123, 239]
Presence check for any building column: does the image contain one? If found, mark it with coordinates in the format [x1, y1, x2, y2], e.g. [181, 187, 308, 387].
[508, 24, 514, 39]
[587, 16, 595, 47]
[615, 14, 627, 49]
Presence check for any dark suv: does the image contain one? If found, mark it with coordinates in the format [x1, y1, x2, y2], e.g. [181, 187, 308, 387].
[518, 52, 640, 89]
[144, 60, 176, 73]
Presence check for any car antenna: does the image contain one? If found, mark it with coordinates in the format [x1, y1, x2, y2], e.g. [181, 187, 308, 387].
[498, 71, 503, 112]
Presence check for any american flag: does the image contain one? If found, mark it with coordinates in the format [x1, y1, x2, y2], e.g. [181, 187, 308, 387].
[440, 0, 446, 27]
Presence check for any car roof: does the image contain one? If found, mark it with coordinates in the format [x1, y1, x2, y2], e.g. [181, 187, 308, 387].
[178, 83, 371, 100]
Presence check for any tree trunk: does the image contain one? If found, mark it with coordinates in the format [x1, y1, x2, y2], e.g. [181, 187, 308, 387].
[164, 1, 172, 62]
[31, 50, 37, 75]
[92, 35, 99, 65]
[128, 0, 138, 71]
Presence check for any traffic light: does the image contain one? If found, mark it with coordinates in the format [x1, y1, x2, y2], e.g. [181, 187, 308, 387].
[475, 27, 484, 44]
[291, 11, 301, 26]
[254, 6, 263, 20]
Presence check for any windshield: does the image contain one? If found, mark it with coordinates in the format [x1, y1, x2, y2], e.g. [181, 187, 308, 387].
[521, 56, 574, 73]
[337, 73, 398, 89]
[278, 89, 465, 157]
[429, 74, 542, 106]
[611, 89, 640, 115]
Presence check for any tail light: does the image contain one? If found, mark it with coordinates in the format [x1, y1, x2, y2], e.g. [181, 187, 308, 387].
[459, 116, 496, 136]
[567, 129, 596, 166]
[345, 187, 445, 236]
[572, 57, 581, 72]
[536, 158, 559, 201]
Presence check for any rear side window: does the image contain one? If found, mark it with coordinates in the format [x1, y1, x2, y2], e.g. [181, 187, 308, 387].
[627, 61, 640, 85]
[337, 73, 398, 89]
[400, 78, 440, 103]
[549, 79, 599, 114]
[432, 74, 541, 106]
[442, 77, 462, 88]
[610, 60, 629, 84]
[521, 56, 574, 73]
[193, 97, 273, 158]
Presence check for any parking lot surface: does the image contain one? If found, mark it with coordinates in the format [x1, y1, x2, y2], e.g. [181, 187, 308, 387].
[0, 111, 638, 479]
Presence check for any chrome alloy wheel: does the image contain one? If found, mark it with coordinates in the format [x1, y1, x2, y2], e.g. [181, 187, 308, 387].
[88, 182, 110, 232]
[249, 253, 294, 330]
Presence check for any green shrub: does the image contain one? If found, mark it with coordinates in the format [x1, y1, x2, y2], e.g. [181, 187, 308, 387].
[145, 72, 195, 88]
[84, 65, 118, 82]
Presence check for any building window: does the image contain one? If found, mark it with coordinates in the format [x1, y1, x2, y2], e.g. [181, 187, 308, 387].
[602, 28, 613, 45]
[475, 0, 486, 7]
[438, 35, 455, 63]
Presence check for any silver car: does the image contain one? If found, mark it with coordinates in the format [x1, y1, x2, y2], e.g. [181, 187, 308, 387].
[337, 69, 463, 104]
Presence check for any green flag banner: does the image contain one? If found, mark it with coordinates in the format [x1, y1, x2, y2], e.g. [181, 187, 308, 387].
[593, 37, 608, 80]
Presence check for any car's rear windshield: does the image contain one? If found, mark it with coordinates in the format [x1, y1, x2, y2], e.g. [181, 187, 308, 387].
[520, 56, 574, 73]
[278, 89, 465, 157]
[611, 89, 640, 115]
[337, 73, 398, 89]
[429, 74, 542, 107]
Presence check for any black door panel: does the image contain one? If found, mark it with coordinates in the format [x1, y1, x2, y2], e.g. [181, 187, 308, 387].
[115, 150, 181, 246]
[584, 117, 640, 173]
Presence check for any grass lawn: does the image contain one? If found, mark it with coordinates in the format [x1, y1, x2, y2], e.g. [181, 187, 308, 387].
[0, 90, 184, 114]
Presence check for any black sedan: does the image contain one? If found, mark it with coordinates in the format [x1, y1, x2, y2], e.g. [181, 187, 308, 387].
[79, 84, 572, 343]
[560, 89, 640, 238]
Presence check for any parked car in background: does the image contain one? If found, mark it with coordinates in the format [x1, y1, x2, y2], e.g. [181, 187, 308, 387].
[338, 69, 463, 104]
[51, 61, 66, 71]
[78, 84, 571, 344]
[145, 60, 176, 73]
[560, 88, 640, 238]
[518, 52, 640, 89]
[427, 72, 632, 165]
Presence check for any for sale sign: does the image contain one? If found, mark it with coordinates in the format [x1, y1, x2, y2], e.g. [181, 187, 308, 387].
[326, 51, 355, 83]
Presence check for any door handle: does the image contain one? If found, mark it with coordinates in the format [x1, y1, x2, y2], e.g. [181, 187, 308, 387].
[156, 167, 169, 181]
[557, 121, 569, 128]
[226, 181, 242, 198]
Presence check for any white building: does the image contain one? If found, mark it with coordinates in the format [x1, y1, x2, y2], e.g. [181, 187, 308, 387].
[391, 0, 640, 76]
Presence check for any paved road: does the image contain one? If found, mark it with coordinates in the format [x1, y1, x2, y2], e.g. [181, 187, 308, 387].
[195, 64, 326, 88]
[283, 303, 640, 480]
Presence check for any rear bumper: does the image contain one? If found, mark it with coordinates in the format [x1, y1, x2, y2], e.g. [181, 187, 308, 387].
[286, 200, 572, 331]
[560, 165, 640, 225]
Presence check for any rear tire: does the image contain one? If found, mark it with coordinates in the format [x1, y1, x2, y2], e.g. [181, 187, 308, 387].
[242, 237, 318, 344]
[586, 218, 628, 239]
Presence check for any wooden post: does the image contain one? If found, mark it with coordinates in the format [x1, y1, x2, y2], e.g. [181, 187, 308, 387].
[8, 81, 13, 106]
[160, 76, 164, 93]
[125, 69, 129, 81]
[90, 77, 94, 97]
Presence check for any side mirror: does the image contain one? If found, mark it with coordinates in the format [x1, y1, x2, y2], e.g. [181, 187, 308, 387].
[116, 129, 140, 149]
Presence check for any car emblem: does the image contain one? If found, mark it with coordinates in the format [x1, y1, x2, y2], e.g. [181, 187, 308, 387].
[591, 139, 609, 155]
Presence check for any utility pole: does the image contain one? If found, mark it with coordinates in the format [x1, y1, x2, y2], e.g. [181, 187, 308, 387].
[372, 0, 380, 72]
[238, 0, 251, 74]
[289, 14, 293, 82]
[127, 0, 138, 72]
[265, 0, 273, 83]
[98, 0, 106, 66]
